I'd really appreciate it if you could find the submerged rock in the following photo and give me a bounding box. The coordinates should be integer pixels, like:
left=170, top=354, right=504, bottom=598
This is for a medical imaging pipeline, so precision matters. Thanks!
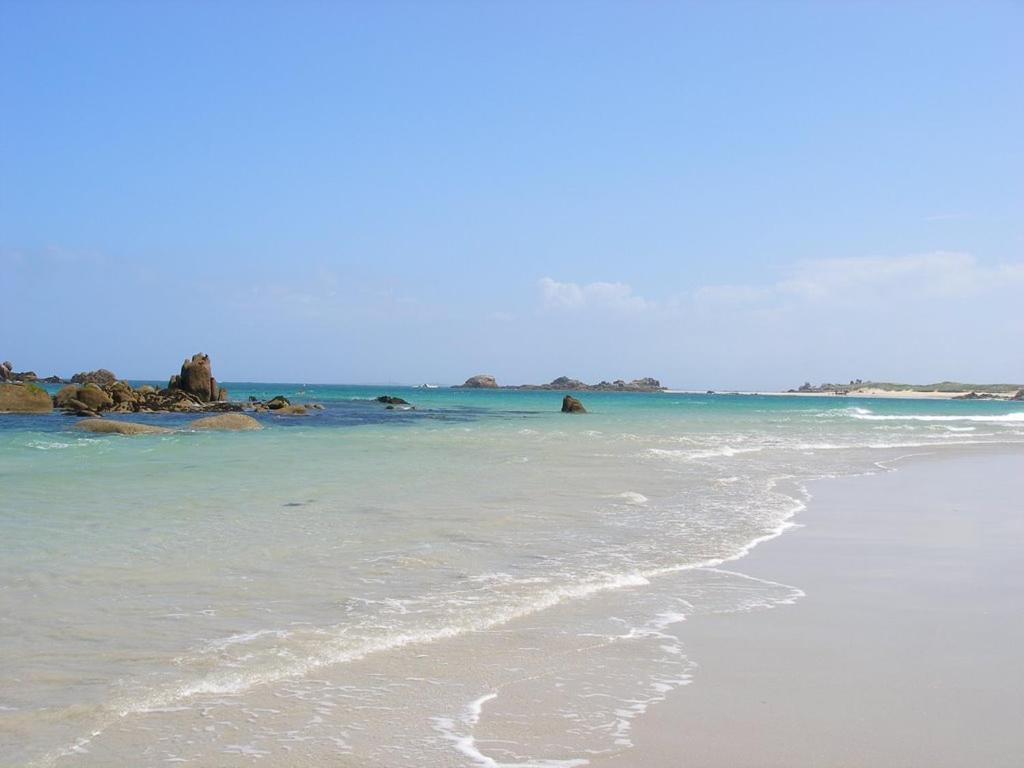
left=273, top=404, right=309, bottom=415
left=188, top=413, right=263, bottom=431
left=376, top=395, right=410, bottom=405
left=74, top=419, right=173, bottom=435
left=0, top=382, right=54, bottom=413
left=561, top=395, right=587, bottom=413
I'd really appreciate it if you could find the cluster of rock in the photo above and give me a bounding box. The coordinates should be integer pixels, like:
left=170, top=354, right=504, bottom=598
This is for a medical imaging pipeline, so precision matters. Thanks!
left=53, top=380, right=242, bottom=418
left=52, top=353, right=247, bottom=417
left=973, top=389, right=1024, bottom=401
left=0, top=360, right=63, bottom=384
left=0, top=352, right=325, bottom=420
left=71, top=369, right=116, bottom=386
left=454, top=375, right=664, bottom=392
left=248, top=395, right=323, bottom=416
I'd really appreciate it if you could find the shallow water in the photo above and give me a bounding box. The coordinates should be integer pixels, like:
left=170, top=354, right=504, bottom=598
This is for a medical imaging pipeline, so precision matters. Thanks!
left=2, top=387, right=1023, bottom=766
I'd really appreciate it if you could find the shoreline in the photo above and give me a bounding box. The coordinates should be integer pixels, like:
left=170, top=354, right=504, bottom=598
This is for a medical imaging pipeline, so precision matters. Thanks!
left=597, top=445, right=1024, bottom=767
left=667, top=389, right=1023, bottom=400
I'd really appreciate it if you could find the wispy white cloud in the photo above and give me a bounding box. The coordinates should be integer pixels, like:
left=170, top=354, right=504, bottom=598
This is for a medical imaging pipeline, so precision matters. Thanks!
left=696, top=252, right=1024, bottom=306
left=538, top=277, right=650, bottom=312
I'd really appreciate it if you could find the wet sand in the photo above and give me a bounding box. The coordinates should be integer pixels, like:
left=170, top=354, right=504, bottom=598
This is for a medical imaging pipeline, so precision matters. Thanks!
left=599, top=449, right=1024, bottom=767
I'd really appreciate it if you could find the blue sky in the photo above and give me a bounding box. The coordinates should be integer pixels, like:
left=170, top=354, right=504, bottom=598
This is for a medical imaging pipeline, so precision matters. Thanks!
left=2, top=1, right=1022, bottom=387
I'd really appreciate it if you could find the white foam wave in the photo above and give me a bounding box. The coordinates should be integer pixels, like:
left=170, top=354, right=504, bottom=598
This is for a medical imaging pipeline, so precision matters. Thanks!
left=434, top=693, right=588, bottom=768
left=616, top=491, right=649, bottom=505
left=849, top=410, right=1024, bottom=424
left=648, top=446, right=764, bottom=460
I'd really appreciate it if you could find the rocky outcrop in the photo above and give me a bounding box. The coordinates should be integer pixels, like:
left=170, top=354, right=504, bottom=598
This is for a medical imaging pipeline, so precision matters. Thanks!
left=188, top=414, right=262, bottom=431
left=75, top=383, right=114, bottom=411
left=74, top=419, right=174, bottom=435
left=1, top=361, right=47, bottom=383
left=0, top=382, right=54, bottom=412
left=71, top=369, right=117, bottom=386
left=513, top=376, right=664, bottom=392
left=168, top=353, right=225, bottom=402
left=1013, top=389, right=1024, bottom=401
left=457, top=375, right=498, bottom=389
left=550, top=376, right=586, bottom=389
left=266, top=395, right=290, bottom=409
left=561, top=395, right=586, bottom=413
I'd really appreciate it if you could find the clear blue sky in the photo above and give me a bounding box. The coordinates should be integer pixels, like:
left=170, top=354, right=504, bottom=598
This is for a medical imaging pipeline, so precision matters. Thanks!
left=2, top=1, right=1022, bottom=387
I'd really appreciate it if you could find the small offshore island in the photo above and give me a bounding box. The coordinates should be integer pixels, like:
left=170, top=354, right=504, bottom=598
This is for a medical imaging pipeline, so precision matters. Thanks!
left=455, top=374, right=666, bottom=392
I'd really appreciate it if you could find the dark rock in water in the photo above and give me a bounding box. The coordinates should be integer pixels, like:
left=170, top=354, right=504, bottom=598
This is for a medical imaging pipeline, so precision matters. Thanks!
left=561, top=395, right=586, bottom=413
left=71, top=368, right=117, bottom=386
left=273, top=404, right=309, bottom=415
left=39, top=375, right=66, bottom=384
left=267, top=395, right=291, bottom=409
left=376, top=395, right=410, bottom=405
left=0, top=382, right=54, bottom=413
left=954, top=391, right=999, bottom=400
left=457, top=374, right=498, bottom=388
left=1012, top=389, right=1024, bottom=401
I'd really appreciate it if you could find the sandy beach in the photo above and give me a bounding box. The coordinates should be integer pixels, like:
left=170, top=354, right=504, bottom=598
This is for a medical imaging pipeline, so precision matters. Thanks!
left=599, top=447, right=1024, bottom=768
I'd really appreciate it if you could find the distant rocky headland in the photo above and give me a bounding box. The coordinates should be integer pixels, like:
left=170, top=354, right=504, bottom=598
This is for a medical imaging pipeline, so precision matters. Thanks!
left=455, top=374, right=665, bottom=392
left=789, top=379, right=1024, bottom=400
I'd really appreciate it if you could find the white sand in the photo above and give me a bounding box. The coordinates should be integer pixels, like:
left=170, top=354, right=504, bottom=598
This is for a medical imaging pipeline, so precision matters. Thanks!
left=598, top=448, right=1024, bottom=767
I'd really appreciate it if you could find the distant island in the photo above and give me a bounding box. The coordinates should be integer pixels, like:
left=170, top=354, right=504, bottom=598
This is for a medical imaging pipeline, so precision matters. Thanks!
left=789, top=380, right=1024, bottom=400
left=455, top=375, right=666, bottom=392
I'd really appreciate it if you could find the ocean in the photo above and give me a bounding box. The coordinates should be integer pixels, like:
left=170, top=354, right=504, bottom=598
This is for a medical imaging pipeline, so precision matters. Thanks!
left=2, top=386, right=1023, bottom=766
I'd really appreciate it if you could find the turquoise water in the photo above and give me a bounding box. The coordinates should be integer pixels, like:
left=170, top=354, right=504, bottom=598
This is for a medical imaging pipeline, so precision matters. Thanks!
left=2, top=388, right=1023, bottom=766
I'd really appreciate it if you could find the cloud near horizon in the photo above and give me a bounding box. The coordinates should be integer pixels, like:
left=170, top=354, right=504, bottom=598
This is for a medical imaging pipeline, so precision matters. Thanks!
left=538, top=277, right=650, bottom=312
left=696, top=251, right=1024, bottom=306
left=541, top=252, right=1024, bottom=316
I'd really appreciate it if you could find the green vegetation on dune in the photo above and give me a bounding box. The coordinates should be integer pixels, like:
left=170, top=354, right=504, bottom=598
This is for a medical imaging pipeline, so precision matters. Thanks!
left=795, top=380, right=1023, bottom=394
left=856, top=381, right=1022, bottom=393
